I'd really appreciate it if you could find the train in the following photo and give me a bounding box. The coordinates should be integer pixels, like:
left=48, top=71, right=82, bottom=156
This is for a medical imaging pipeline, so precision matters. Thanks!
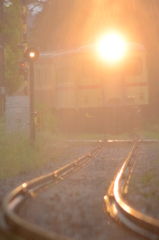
left=33, top=41, right=149, bottom=133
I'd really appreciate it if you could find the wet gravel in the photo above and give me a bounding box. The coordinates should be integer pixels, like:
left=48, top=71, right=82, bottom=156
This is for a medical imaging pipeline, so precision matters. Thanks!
left=125, top=141, right=159, bottom=219
left=17, top=142, right=144, bottom=240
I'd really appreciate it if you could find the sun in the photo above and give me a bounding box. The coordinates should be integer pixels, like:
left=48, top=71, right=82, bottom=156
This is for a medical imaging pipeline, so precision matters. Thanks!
left=97, top=33, right=127, bottom=62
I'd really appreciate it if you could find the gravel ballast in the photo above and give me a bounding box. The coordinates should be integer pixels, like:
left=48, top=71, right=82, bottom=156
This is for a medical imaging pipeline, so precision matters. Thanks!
left=17, top=142, right=143, bottom=240
left=2, top=140, right=158, bottom=240
left=125, top=141, right=159, bottom=220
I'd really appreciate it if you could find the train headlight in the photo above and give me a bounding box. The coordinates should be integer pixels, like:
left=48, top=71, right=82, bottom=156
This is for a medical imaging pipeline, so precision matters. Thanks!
left=97, top=33, right=127, bottom=62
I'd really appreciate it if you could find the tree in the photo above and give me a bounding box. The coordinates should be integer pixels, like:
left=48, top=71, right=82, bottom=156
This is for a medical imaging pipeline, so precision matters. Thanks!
left=29, top=0, right=159, bottom=50
left=0, top=0, right=22, bottom=95
left=0, top=0, right=48, bottom=95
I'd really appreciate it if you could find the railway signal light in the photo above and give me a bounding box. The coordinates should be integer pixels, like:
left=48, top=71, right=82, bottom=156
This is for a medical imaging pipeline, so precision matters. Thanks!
left=17, top=59, right=28, bottom=79
left=24, top=47, right=39, bottom=62
left=17, top=60, right=25, bottom=75
left=24, top=47, right=39, bottom=145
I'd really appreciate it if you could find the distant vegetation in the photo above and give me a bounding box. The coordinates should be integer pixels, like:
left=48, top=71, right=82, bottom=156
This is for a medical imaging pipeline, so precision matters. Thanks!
left=35, top=101, right=59, bottom=132
left=30, top=1, right=158, bottom=50
left=1, top=0, right=22, bottom=94
left=0, top=115, right=105, bottom=179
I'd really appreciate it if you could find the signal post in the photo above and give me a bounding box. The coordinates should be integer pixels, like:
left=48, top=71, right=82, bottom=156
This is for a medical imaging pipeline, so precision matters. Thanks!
left=24, top=47, right=39, bottom=145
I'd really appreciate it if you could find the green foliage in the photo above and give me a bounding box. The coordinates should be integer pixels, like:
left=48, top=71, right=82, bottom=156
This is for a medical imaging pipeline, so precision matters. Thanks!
left=30, top=0, right=159, bottom=50
left=0, top=117, right=59, bottom=179
left=2, top=0, right=22, bottom=94
left=4, top=1, right=21, bottom=47
left=137, top=122, right=159, bottom=139
left=137, top=130, right=159, bottom=139
left=55, top=132, right=105, bottom=141
left=139, top=172, right=156, bottom=185
left=0, top=118, right=35, bottom=178
left=0, top=134, right=36, bottom=178
left=0, top=116, right=105, bottom=179
left=5, top=44, right=21, bottom=93
left=35, top=100, right=59, bottom=132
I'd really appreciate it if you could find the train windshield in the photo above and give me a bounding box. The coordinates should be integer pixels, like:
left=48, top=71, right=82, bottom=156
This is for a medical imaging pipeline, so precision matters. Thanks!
left=83, top=60, right=100, bottom=78
left=105, top=67, right=120, bottom=77
left=124, top=57, right=142, bottom=76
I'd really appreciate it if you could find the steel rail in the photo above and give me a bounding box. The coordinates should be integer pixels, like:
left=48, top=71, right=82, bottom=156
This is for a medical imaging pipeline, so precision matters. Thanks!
left=0, top=140, right=106, bottom=240
left=105, top=140, right=159, bottom=239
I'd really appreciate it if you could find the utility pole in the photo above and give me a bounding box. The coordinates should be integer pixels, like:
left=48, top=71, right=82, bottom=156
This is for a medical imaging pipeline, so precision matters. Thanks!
left=24, top=47, right=39, bottom=145
left=29, top=59, right=35, bottom=143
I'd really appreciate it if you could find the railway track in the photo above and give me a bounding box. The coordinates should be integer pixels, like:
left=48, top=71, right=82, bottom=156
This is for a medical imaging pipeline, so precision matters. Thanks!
left=105, top=139, right=159, bottom=240
left=1, top=139, right=159, bottom=239
left=0, top=140, right=106, bottom=240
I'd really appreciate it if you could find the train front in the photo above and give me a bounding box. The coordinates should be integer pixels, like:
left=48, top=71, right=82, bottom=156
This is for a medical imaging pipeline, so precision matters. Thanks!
left=76, top=33, right=148, bottom=133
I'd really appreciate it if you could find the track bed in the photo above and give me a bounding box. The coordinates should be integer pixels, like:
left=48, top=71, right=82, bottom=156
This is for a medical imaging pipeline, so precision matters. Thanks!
left=17, top=142, right=142, bottom=240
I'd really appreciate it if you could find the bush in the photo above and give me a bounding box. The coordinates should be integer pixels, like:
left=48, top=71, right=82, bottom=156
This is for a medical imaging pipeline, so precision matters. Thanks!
left=35, top=101, right=59, bottom=133
left=0, top=116, right=60, bottom=179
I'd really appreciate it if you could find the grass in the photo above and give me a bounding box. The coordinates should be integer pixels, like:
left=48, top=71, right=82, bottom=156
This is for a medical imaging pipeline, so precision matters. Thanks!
left=0, top=126, right=138, bottom=179
left=2, top=121, right=131, bottom=179
left=54, top=132, right=106, bottom=141
left=107, top=132, right=129, bottom=140
left=137, top=130, right=159, bottom=139
left=139, top=172, right=156, bottom=185
left=0, top=119, right=106, bottom=179
left=137, top=122, right=159, bottom=139
left=0, top=101, right=62, bottom=179
left=64, top=125, right=159, bottom=141
left=0, top=131, right=49, bottom=179
left=1, top=110, right=159, bottom=180
left=54, top=131, right=131, bottom=141
left=0, top=115, right=64, bottom=179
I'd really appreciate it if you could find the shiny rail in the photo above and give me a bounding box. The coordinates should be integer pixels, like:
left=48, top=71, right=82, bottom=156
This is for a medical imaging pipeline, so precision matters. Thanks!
left=0, top=140, right=106, bottom=240
left=104, top=139, right=159, bottom=240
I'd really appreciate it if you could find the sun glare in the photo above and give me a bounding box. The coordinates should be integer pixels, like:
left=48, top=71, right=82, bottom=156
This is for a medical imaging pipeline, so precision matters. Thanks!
left=97, top=33, right=127, bottom=62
